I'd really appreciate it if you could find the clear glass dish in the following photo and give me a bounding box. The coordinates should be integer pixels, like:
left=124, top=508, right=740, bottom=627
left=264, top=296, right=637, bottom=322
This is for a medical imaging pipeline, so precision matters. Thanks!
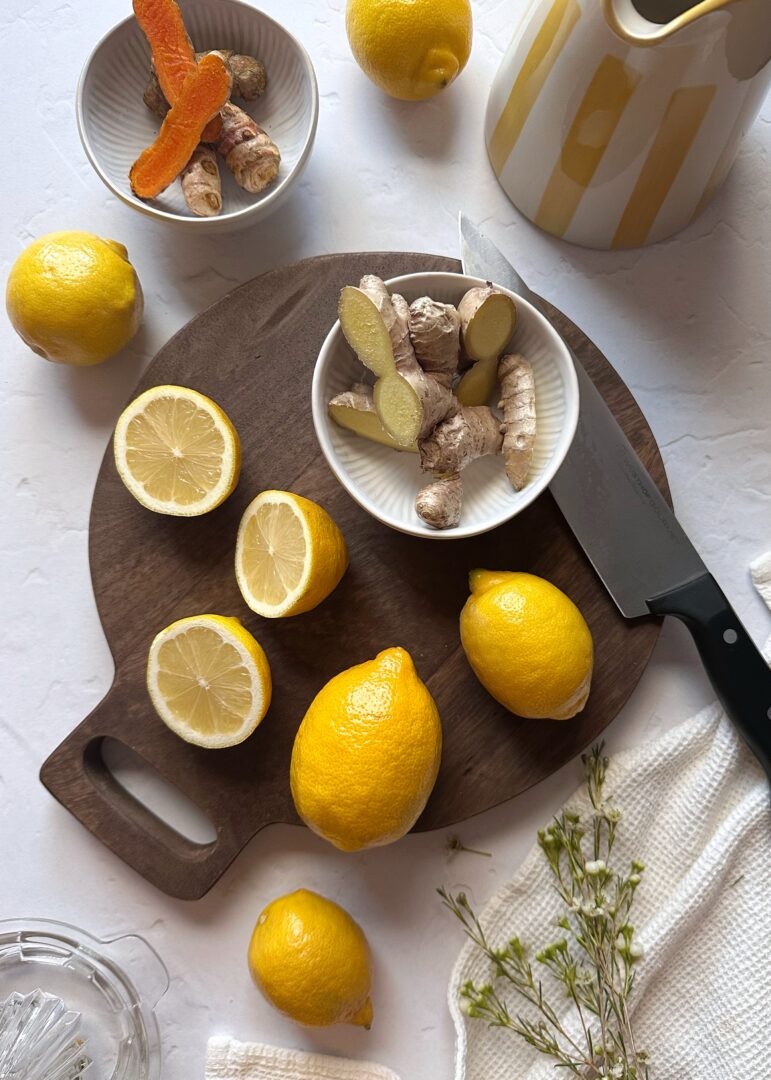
left=0, top=919, right=168, bottom=1080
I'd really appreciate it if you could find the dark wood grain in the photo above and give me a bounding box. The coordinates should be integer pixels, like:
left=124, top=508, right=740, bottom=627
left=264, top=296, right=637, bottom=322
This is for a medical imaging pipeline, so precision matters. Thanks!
left=39, top=253, right=669, bottom=900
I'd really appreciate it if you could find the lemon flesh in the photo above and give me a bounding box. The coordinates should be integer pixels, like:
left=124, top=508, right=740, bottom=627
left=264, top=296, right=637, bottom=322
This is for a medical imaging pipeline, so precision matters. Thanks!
left=346, top=0, right=473, bottom=101
left=235, top=491, right=348, bottom=618
left=248, top=889, right=373, bottom=1028
left=460, top=570, right=594, bottom=720
left=6, top=231, right=143, bottom=365
left=147, top=615, right=271, bottom=748
left=113, top=385, right=241, bottom=516
left=290, top=647, right=442, bottom=851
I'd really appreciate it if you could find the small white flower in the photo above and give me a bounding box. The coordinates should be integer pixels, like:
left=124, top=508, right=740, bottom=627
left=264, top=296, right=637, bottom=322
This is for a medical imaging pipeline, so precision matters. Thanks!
left=616, top=934, right=626, bottom=952
left=629, top=940, right=644, bottom=958
left=585, top=859, right=606, bottom=876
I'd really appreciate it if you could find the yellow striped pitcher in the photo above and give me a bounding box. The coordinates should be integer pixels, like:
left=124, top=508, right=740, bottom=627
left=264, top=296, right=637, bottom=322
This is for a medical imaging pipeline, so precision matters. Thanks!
left=486, top=0, right=771, bottom=247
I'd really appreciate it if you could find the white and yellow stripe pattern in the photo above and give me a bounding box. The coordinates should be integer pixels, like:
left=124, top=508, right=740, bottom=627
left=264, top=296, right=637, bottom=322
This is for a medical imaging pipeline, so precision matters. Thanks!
left=485, top=0, right=771, bottom=248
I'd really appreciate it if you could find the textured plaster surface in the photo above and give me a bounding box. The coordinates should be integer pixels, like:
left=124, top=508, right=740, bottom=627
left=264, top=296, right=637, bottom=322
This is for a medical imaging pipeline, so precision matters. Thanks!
left=1, top=1, right=769, bottom=1077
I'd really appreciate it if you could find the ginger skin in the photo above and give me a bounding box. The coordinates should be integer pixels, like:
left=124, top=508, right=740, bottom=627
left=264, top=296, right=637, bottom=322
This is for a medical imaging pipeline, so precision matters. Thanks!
left=415, top=475, right=463, bottom=530
left=499, top=353, right=536, bottom=490
left=144, top=51, right=267, bottom=116
left=180, top=144, right=222, bottom=216
left=408, top=297, right=461, bottom=389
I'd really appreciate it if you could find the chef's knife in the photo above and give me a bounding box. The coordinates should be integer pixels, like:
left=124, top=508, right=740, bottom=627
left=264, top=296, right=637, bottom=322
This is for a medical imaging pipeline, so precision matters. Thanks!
left=459, top=213, right=771, bottom=777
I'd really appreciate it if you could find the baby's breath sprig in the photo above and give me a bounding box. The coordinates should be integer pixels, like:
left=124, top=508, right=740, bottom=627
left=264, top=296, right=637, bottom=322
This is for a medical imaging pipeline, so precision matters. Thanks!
left=439, top=744, right=649, bottom=1079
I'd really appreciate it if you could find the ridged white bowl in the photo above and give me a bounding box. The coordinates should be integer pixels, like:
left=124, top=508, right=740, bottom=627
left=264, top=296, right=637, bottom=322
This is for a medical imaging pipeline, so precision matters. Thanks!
left=312, top=272, right=579, bottom=540
left=77, top=0, right=318, bottom=231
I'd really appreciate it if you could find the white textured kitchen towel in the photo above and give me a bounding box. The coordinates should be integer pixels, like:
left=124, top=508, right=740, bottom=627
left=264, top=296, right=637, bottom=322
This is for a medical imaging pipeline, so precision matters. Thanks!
left=205, top=1037, right=401, bottom=1080
left=449, top=559, right=771, bottom=1080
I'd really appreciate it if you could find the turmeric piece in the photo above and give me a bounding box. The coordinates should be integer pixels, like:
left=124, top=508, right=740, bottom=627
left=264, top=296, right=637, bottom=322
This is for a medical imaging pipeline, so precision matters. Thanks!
left=180, top=145, right=222, bottom=216
left=130, top=54, right=232, bottom=199
left=144, top=51, right=267, bottom=117
left=133, top=0, right=222, bottom=142
left=217, top=103, right=281, bottom=193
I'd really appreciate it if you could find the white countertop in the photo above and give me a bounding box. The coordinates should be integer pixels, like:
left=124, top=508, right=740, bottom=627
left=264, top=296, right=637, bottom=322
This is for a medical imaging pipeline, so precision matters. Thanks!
left=2, top=1, right=770, bottom=1077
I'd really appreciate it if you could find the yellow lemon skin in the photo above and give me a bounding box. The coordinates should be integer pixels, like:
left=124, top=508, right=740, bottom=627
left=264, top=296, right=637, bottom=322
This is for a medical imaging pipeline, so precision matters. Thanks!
left=346, top=0, right=473, bottom=101
left=6, top=231, right=143, bottom=366
left=248, top=889, right=373, bottom=1028
left=460, top=570, right=594, bottom=720
left=290, top=647, right=441, bottom=851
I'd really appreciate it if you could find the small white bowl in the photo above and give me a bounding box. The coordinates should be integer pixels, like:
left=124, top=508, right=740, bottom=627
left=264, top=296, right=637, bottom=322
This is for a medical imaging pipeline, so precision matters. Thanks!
left=77, top=0, right=318, bottom=232
left=312, top=272, right=579, bottom=540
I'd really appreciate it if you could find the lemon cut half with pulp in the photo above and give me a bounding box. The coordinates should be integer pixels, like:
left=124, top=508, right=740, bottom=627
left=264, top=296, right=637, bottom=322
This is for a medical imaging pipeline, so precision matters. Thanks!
left=113, top=385, right=241, bottom=516
left=235, top=491, right=348, bottom=618
left=147, top=615, right=272, bottom=748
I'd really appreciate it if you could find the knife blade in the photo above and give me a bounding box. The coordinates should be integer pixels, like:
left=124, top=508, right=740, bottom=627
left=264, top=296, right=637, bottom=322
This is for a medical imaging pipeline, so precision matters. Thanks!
left=459, top=213, right=771, bottom=777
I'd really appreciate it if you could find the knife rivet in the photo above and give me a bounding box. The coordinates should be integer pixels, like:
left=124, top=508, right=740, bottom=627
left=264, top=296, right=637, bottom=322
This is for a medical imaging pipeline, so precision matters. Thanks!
left=722, top=628, right=738, bottom=645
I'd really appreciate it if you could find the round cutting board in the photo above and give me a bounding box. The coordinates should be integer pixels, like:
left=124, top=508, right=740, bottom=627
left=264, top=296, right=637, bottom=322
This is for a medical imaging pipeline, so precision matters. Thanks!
left=40, top=253, right=668, bottom=900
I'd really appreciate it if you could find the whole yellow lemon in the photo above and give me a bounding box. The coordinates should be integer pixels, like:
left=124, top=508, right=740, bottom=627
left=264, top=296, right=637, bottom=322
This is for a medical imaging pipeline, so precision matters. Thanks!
left=460, top=570, right=594, bottom=720
left=290, top=647, right=442, bottom=851
left=346, top=0, right=473, bottom=101
left=6, top=231, right=143, bottom=366
left=248, top=889, right=373, bottom=1028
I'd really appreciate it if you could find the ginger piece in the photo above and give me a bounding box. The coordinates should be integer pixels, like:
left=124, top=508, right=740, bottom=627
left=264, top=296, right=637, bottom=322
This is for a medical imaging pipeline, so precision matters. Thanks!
left=338, top=276, right=455, bottom=448
left=130, top=54, right=232, bottom=199
left=328, top=383, right=418, bottom=452
left=181, top=145, right=222, bottom=216
left=456, top=285, right=517, bottom=406
left=133, top=0, right=222, bottom=142
left=144, top=52, right=267, bottom=117
left=415, top=474, right=463, bottom=530
left=217, top=103, right=280, bottom=193
left=408, top=297, right=461, bottom=388
left=499, top=353, right=536, bottom=491
left=416, top=406, right=503, bottom=529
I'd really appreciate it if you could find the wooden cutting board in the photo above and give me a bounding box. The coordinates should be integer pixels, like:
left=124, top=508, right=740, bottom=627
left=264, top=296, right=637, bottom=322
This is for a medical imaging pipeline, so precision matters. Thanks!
left=40, top=252, right=669, bottom=900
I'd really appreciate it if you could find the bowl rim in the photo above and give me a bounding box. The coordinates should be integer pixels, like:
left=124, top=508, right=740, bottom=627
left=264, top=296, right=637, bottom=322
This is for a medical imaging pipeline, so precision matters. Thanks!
left=76, top=0, right=319, bottom=227
left=312, top=270, right=580, bottom=541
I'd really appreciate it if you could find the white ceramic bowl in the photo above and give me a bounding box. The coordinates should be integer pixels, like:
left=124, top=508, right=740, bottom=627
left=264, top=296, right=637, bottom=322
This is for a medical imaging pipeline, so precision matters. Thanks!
left=312, top=272, right=579, bottom=540
left=77, top=0, right=318, bottom=231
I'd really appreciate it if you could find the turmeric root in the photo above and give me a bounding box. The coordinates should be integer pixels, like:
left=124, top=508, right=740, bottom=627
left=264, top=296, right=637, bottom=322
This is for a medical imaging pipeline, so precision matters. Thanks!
left=328, top=384, right=418, bottom=452
left=130, top=53, right=232, bottom=199
left=416, top=406, right=503, bottom=529
left=144, top=51, right=267, bottom=117
left=180, top=144, right=222, bottom=216
left=408, top=297, right=461, bottom=388
left=339, top=276, right=455, bottom=447
left=217, top=103, right=280, bottom=193
left=133, top=0, right=222, bottom=142
left=499, top=353, right=536, bottom=490
left=456, top=285, right=517, bottom=406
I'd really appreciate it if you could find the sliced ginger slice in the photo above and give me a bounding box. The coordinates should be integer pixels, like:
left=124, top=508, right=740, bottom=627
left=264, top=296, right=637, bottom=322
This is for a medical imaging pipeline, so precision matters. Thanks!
left=113, top=384, right=241, bottom=516
left=147, top=614, right=271, bottom=748
left=235, top=490, right=348, bottom=618
left=456, top=286, right=517, bottom=405
left=328, top=383, right=418, bottom=452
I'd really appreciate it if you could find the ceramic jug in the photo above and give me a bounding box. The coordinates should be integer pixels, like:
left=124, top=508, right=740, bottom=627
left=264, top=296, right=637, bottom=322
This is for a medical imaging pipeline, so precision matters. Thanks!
left=485, top=0, right=771, bottom=248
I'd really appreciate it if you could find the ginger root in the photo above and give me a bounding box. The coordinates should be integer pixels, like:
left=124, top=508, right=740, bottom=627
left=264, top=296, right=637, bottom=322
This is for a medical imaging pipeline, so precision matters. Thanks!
left=338, top=276, right=455, bottom=448
left=217, top=102, right=281, bottom=194
left=408, top=297, right=461, bottom=388
left=133, top=0, right=222, bottom=143
left=130, top=53, right=232, bottom=199
left=180, top=144, right=222, bottom=216
left=144, top=51, right=267, bottom=117
left=416, top=406, right=503, bottom=528
left=328, top=383, right=417, bottom=452
left=456, top=285, right=517, bottom=406
left=499, top=353, right=536, bottom=491
left=415, top=475, right=463, bottom=530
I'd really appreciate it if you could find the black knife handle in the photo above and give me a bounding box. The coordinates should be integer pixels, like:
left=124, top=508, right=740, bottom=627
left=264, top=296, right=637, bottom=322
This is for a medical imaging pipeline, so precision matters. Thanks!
left=648, top=572, right=771, bottom=778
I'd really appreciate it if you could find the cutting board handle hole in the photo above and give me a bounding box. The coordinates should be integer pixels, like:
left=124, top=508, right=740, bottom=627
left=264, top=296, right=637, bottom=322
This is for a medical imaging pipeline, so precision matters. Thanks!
left=87, top=737, right=219, bottom=848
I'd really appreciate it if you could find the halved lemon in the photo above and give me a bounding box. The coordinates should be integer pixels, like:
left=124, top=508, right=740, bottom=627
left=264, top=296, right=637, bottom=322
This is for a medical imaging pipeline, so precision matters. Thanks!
left=235, top=491, right=348, bottom=618
left=147, top=614, right=271, bottom=748
left=113, top=385, right=240, bottom=516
